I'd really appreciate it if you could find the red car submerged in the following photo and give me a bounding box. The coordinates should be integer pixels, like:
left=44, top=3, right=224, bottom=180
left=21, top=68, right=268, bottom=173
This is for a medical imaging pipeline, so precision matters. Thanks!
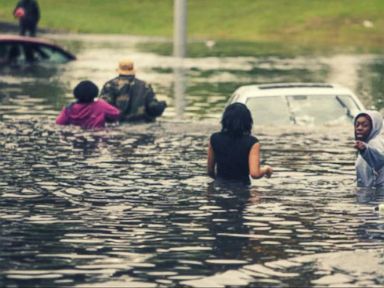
left=0, top=34, right=76, bottom=65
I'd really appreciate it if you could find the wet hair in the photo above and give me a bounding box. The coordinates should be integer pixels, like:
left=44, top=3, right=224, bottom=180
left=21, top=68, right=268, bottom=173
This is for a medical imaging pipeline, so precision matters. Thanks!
left=73, top=80, right=99, bottom=103
left=221, top=103, right=253, bottom=137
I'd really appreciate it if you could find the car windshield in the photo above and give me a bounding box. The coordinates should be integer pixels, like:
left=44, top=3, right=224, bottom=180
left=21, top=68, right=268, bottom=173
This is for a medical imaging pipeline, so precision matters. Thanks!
left=246, top=96, right=292, bottom=125
left=245, top=94, right=361, bottom=126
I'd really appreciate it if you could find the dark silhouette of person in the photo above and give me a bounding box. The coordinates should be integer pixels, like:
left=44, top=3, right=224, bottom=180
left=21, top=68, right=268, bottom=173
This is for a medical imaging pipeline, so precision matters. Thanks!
left=208, top=103, right=273, bottom=185
left=7, top=45, right=21, bottom=64
left=24, top=45, right=36, bottom=62
left=13, top=0, right=40, bottom=37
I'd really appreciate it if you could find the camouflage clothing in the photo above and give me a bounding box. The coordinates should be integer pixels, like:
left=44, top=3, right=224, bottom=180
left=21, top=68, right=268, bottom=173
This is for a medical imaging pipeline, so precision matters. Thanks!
left=100, top=75, right=166, bottom=122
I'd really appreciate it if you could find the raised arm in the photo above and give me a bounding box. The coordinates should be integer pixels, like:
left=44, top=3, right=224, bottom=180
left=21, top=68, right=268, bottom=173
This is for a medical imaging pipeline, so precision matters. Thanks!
left=101, top=100, right=120, bottom=122
left=358, top=142, right=384, bottom=171
left=249, top=143, right=273, bottom=179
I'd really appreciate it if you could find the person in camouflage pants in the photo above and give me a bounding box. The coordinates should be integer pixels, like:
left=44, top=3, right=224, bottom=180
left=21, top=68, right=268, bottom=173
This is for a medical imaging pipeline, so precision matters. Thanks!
left=100, top=59, right=167, bottom=122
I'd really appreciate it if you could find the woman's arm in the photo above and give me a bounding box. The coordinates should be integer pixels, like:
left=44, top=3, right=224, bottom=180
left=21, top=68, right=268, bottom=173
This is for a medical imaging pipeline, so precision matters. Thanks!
left=249, top=143, right=272, bottom=179
left=207, top=143, right=216, bottom=179
left=100, top=100, right=120, bottom=122
left=55, top=107, right=69, bottom=125
left=358, top=143, right=384, bottom=171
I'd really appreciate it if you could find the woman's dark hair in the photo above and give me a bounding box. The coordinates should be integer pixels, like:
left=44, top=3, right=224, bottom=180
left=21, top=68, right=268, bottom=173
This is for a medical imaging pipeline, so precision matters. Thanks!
left=73, top=80, right=99, bottom=103
left=221, top=103, right=253, bottom=137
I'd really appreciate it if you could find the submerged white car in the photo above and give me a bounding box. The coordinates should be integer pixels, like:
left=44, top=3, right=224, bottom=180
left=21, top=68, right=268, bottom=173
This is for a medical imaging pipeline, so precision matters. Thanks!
left=228, top=83, right=365, bottom=126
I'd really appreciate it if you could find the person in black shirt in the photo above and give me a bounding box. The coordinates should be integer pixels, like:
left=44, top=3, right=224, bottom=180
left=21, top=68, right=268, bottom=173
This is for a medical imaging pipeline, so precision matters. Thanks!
left=207, top=103, right=272, bottom=184
left=13, top=0, right=40, bottom=37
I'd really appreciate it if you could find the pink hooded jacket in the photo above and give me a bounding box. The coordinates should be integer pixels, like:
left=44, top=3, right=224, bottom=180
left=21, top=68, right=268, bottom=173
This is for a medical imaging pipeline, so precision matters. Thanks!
left=56, top=99, right=120, bottom=129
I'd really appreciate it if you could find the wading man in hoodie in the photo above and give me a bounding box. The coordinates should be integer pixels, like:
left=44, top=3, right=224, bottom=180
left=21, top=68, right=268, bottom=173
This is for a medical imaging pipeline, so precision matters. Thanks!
left=56, top=80, right=120, bottom=130
left=13, top=0, right=40, bottom=36
left=354, top=110, right=384, bottom=188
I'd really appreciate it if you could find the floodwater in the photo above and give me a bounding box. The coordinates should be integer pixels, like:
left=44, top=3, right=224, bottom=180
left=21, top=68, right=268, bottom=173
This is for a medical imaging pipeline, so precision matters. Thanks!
left=1, top=34, right=384, bottom=287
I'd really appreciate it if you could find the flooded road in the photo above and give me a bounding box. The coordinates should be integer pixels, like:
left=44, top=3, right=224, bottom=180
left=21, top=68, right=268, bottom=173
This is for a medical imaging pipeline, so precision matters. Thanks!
left=1, top=34, right=384, bottom=287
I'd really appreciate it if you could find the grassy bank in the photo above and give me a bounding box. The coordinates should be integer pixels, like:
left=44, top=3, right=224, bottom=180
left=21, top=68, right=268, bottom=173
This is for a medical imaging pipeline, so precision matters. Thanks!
left=1, top=0, right=384, bottom=55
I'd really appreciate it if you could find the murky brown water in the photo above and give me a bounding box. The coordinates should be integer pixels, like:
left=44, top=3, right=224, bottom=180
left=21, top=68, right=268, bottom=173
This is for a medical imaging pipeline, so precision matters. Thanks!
left=1, top=34, right=384, bottom=287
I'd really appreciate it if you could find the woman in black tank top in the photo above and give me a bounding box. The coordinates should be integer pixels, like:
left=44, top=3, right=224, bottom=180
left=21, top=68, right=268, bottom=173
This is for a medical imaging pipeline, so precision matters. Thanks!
left=207, top=103, right=273, bottom=184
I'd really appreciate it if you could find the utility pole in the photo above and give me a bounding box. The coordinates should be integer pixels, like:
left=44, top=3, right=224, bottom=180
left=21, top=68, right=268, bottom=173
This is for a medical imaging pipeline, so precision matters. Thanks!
left=173, top=0, right=187, bottom=58
left=173, top=0, right=187, bottom=119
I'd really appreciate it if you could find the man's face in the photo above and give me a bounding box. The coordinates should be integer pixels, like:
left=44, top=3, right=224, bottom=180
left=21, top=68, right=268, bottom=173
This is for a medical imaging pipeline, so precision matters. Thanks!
left=355, top=115, right=372, bottom=141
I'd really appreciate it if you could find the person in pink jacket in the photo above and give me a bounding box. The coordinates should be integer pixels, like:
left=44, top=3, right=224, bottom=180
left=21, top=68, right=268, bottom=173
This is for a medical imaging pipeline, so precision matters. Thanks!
left=56, top=80, right=120, bottom=129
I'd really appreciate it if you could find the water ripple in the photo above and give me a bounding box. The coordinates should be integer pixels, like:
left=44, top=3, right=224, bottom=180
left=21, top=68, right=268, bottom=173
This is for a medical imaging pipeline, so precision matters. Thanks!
left=0, top=118, right=383, bottom=287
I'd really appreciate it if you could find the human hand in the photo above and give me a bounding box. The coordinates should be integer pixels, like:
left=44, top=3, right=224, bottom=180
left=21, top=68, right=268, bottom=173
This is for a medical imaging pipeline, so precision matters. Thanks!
left=264, top=165, right=273, bottom=178
left=354, top=140, right=366, bottom=151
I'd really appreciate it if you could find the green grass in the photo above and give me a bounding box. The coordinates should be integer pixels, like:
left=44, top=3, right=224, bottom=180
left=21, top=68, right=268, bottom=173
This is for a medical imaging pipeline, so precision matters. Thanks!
left=1, top=0, right=384, bottom=54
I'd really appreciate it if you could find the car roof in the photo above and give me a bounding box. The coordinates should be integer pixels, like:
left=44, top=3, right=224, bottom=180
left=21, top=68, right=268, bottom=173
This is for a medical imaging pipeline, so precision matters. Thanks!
left=233, top=82, right=356, bottom=98
left=0, top=35, right=56, bottom=46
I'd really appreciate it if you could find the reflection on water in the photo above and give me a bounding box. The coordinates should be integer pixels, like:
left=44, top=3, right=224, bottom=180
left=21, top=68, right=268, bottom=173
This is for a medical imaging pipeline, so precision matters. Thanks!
left=1, top=34, right=384, bottom=287
left=1, top=120, right=383, bottom=287
left=173, top=61, right=187, bottom=119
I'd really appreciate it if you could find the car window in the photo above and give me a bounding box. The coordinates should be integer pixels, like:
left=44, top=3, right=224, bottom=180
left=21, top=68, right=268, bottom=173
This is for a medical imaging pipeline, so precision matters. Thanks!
left=23, top=44, right=43, bottom=62
left=0, top=42, right=73, bottom=65
left=21, top=44, right=71, bottom=63
left=36, top=45, right=72, bottom=63
left=0, top=43, right=24, bottom=64
left=0, top=44, right=8, bottom=63
left=336, top=94, right=362, bottom=116
left=287, top=94, right=357, bottom=125
left=245, top=96, right=292, bottom=125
